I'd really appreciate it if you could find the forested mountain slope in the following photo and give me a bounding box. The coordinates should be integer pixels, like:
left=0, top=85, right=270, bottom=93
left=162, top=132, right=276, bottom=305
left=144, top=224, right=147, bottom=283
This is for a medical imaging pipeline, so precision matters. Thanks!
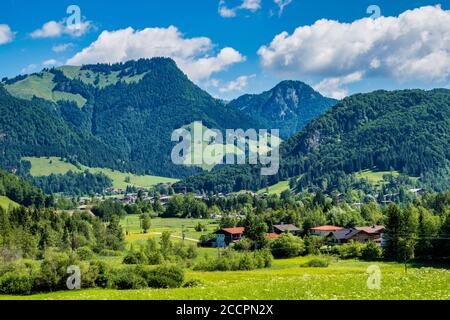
left=0, top=58, right=262, bottom=178
left=179, top=89, right=450, bottom=193
left=228, top=80, right=336, bottom=139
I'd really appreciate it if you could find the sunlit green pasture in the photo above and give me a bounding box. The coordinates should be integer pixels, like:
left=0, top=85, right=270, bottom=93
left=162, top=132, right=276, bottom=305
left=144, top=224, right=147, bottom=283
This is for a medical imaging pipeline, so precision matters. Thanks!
left=2, top=257, right=449, bottom=300
left=22, top=157, right=178, bottom=188
left=121, top=215, right=219, bottom=241
left=0, top=196, right=19, bottom=211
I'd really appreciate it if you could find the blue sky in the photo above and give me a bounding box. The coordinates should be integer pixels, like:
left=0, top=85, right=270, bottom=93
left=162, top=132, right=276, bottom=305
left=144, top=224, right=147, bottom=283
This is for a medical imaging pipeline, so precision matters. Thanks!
left=0, top=0, right=449, bottom=99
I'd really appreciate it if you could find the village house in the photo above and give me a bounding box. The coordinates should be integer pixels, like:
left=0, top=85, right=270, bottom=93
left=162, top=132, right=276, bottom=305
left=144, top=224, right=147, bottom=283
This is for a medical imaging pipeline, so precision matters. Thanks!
left=214, top=227, right=245, bottom=245
left=273, top=224, right=301, bottom=236
left=211, top=227, right=281, bottom=247
left=326, top=226, right=385, bottom=245
left=310, top=225, right=344, bottom=237
left=409, top=188, right=425, bottom=197
left=265, top=233, right=280, bottom=240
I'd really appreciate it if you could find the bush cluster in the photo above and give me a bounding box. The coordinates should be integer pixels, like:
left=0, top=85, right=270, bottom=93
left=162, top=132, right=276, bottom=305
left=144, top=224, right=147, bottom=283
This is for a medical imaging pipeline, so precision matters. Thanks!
left=193, top=249, right=272, bottom=271
left=300, top=257, right=330, bottom=268
left=122, top=236, right=198, bottom=266
left=0, top=250, right=185, bottom=295
left=338, top=241, right=382, bottom=260
left=270, top=233, right=306, bottom=258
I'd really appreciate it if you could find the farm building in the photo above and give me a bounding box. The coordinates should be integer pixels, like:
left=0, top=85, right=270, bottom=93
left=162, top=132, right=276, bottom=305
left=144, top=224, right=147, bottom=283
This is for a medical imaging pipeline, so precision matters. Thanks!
left=326, top=226, right=385, bottom=245
left=310, top=225, right=344, bottom=236
left=211, top=228, right=281, bottom=246
left=214, top=227, right=245, bottom=245
left=273, top=224, right=301, bottom=236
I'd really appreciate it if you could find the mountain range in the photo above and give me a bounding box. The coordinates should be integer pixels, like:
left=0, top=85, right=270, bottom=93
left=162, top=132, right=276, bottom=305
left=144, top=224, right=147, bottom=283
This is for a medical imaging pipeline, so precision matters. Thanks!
left=0, top=58, right=334, bottom=179
left=228, top=80, right=336, bottom=139
left=180, top=89, right=450, bottom=193
left=1, top=57, right=449, bottom=195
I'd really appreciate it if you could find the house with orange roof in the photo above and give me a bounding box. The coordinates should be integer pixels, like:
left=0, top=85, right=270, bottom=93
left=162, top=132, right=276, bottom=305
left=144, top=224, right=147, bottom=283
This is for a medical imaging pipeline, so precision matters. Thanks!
left=310, top=225, right=344, bottom=236
left=215, top=227, right=245, bottom=245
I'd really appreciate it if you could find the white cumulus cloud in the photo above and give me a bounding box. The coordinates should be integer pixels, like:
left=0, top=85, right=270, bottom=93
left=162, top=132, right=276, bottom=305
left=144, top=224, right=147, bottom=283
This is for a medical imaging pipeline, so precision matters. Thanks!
left=21, top=64, right=38, bottom=74
left=259, top=5, right=450, bottom=87
left=43, top=59, right=62, bottom=67
left=52, top=43, right=74, bottom=53
left=314, top=72, right=364, bottom=99
left=66, top=26, right=245, bottom=82
left=30, top=20, right=91, bottom=38
left=0, top=24, right=15, bottom=45
left=274, top=0, right=293, bottom=16
left=219, top=74, right=256, bottom=93
left=218, top=0, right=261, bottom=18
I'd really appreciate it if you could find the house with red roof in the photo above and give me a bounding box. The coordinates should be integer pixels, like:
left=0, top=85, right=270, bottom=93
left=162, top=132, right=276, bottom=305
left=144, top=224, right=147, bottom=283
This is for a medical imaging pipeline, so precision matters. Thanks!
left=213, top=227, right=282, bottom=246
left=215, top=227, right=245, bottom=245
left=316, top=226, right=385, bottom=245
left=265, top=233, right=281, bottom=239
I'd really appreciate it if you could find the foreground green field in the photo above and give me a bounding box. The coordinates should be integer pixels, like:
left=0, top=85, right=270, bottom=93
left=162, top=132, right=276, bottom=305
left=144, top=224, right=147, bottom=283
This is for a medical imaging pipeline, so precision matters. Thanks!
left=121, top=216, right=219, bottom=241
left=1, top=217, right=448, bottom=300
left=22, top=157, right=178, bottom=188
left=1, top=257, right=449, bottom=300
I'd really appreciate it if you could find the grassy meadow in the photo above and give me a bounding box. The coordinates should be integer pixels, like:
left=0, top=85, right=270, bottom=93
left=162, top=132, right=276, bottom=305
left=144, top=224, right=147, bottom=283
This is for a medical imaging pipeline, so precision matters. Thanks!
left=121, top=215, right=219, bottom=241
left=0, top=216, right=449, bottom=300
left=1, top=256, right=449, bottom=300
left=0, top=196, right=19, bottom=211
left=22, top=157, right=178, bottom=188
left=257, top=180, right=291, bottom=195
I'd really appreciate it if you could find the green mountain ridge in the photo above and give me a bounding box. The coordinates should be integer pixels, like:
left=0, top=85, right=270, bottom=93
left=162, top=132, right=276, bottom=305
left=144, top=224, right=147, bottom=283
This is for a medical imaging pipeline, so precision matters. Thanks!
left=179, top=89, right=450, bottom=193
left=0, top=58, right=335, bottom=184
left=228, top=80, right=337, bottom=139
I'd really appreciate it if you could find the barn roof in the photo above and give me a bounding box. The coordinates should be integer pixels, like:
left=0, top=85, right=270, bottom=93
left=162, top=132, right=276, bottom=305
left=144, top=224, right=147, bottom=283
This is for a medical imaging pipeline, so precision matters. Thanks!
left=218, top=227, right=245, bottom=235
left=331, top=229, right=361, bottom=240
left=354, top=226, right=385, bottom=234
left=274, top=224, right=300, bottom=232
left=310, top=225, right=344, bottom=232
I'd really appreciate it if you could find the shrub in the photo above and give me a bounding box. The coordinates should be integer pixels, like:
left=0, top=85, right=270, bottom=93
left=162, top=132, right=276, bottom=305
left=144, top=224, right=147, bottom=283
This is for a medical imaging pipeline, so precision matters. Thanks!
left=98, top=249, right=122, bottom=257
left=0, top=259, right=39, bottom=277
left=78, top=261, right=100, bottom=289
left=233, top=237, right=253, bottom=251
left=339, top=241, right=363, bottom=259
left=122, top=251, right=147, bottom=265
left=193, top=250, right=272, bottom=271
left=194, top=222, right=206, bottom=232
left=301, top=257, right=330, bottom=268
left=304, top=235, right=325, bottom=255
left=173, top=242, right=198, bottom=260
left=238, top=253, right=257, bottom=270
left=183, top=279, right=204, bottom=288
left=361, top=241, right=382, bottom=260
left=146, top=264, right=185, bottom=288
left=254, top=249, right=273, bottom=268
left=76, top=246, right=95, bottom=261
left=36, top=250, right=78, bottom=292
left=111, top=268, right=147, bottom=290
left=146, top=251, right=164, bottom=265
left=270, top=233, right=305, bottom=258
left=0, top=272, right=34, bottom=295
left=89, top=260, right=111, bottom=288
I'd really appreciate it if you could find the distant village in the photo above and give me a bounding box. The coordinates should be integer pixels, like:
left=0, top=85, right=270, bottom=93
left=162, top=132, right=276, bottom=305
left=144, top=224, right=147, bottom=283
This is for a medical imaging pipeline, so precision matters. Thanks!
left=59, top=182, right=424, bottom=251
